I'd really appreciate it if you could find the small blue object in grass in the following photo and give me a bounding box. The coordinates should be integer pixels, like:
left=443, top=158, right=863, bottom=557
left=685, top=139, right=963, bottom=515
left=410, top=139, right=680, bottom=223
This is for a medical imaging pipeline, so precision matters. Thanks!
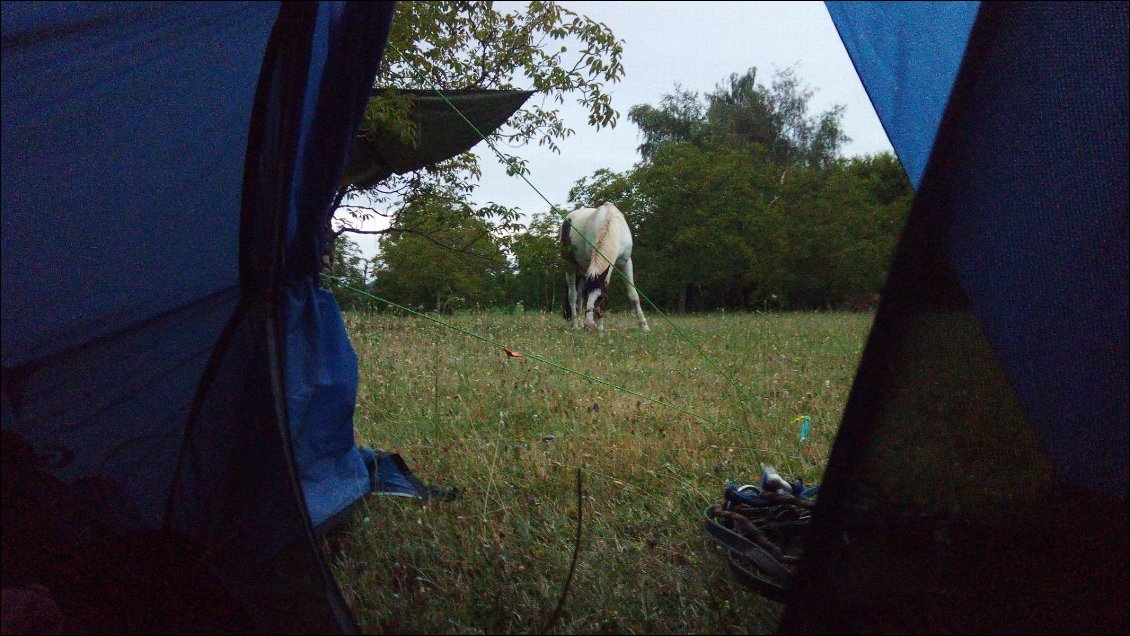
left=795, top=415, right=811, bottom=441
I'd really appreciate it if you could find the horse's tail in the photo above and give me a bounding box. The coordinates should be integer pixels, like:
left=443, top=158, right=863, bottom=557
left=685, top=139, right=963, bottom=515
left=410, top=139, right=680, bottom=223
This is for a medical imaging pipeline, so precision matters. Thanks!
left=586, top=203, right=618, bottom=279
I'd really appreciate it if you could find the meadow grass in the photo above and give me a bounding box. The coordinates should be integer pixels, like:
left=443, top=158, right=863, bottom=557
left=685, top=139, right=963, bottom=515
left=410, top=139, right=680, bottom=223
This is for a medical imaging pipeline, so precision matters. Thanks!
left=328, top=309, right=874, bottom=634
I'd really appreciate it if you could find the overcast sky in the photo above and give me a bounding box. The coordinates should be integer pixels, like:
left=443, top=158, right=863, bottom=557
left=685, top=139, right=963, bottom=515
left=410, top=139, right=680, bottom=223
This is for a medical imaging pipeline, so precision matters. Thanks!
left=349, top=1, right=894, bottom=261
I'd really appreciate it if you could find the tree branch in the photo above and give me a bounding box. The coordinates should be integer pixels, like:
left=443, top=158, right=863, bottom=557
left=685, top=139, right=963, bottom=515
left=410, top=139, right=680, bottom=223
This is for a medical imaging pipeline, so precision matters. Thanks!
left=338, top=225, right=507, bottom=265
left=471, top=20, right=499, bottom=88
left=338, top=204, right=392, bottom=217
left=331, top=185, right=352, bottom=212
left=369, top=181, right=413, bottom=196
left=336, top=227, right=392, bottom=236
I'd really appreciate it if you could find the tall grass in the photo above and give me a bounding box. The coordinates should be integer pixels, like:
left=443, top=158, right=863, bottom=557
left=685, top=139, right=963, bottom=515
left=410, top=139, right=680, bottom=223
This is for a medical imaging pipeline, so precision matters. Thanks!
left=328, top=310, right=873, bottom=634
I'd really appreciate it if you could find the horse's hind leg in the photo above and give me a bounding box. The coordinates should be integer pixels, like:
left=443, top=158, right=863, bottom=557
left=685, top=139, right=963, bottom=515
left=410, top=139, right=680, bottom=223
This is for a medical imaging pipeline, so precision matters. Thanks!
left=596, top=267, right=614, bottom=333
left=622, top=257, right=650, bottom=332
left=565, top=270, right=582, bottom=330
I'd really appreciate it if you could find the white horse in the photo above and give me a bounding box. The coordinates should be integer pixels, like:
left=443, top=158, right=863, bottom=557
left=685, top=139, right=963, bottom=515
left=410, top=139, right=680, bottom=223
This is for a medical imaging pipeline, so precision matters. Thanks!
left=560, top=202, right=650, bottom=332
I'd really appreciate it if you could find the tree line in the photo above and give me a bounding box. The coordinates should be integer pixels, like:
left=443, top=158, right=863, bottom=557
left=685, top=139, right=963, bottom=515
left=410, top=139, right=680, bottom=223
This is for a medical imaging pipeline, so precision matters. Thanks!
left=328, top=65, right=911, bottom=315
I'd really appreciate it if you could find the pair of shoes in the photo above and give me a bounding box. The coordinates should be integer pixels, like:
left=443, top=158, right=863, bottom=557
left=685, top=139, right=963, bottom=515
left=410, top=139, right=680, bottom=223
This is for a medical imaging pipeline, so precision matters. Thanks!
left=704, top=473, right=817, bottom=602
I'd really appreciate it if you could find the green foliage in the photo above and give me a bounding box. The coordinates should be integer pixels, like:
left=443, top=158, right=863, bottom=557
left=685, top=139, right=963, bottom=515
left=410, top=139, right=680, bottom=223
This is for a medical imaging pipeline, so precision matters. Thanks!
left=382, top=1, right=623, bottom=138
left=324, top=237, right=378, bottom=311
left=770, top=155, right=911, bottom=308
left=567, top=167, right=642, bottom=215
left=370, top=198, right=513, bottom=312
left=630, top=140, right=782, bottom=310
left=342, top=1, right=625, bottom=224
left=629, top=68, right=849, bottom=168
left=505, top=212, right=566, bottom=312
left=569, top=68, right=912, bottom=312
left=331, top=2, right=628, bottom=310
left=626, top=87, right=707, bottom=161
left=360, top=87, right=417, bottom=148
left=334, top=50, right=912, bottom=316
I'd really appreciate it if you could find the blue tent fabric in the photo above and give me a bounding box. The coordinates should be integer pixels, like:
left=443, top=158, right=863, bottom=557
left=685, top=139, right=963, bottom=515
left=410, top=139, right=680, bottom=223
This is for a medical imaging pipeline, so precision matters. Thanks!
left=939, top=1, right=1128, bottom=498
left=276, top=1, right=395, bottom=527
left=826, top=1, right=979, bottom=189
left=2, top=0, right=278, bottom=522
left=360, top=448, right=431, bottom=499
left=781, top=3, right=1128, bottom=632
left=1, top=2, right=278, bottom=367
left=286, top=280, right=370, bottom=527
left=1, top=0, right=390, bottom=533
left=3, top=287, right=241, bottom=529
left=829, top=0, right=1128, bottom=498
left=3, top=2, right=395, bottom=631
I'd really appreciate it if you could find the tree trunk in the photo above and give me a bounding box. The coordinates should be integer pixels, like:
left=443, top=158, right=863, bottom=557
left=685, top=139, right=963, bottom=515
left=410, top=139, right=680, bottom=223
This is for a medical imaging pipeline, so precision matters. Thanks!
left=677, top=286, right=688, bottom=315
left=321, top=186, right=350, bottom=281
left=322, top=222, right=338, bottom=279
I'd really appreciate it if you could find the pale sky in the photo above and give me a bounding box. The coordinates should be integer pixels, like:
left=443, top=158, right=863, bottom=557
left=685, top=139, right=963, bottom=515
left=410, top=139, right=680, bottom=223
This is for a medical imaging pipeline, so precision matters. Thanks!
left=347, top=1, right=894, bottom=261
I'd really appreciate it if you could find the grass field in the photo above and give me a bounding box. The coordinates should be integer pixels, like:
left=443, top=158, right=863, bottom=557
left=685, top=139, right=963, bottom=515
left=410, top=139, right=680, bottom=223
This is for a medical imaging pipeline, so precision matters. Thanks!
left=327, top=309, right=875, bottom=634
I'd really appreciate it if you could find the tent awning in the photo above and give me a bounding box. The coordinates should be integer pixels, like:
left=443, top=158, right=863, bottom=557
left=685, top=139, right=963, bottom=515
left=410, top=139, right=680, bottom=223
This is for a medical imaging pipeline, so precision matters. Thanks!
left=341, top=88, right=534, bottom=190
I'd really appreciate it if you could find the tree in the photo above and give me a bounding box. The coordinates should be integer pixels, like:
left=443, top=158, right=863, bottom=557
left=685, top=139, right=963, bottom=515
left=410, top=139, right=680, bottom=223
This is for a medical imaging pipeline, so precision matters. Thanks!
left=334, top=1, right=626, bottom=248
left=572, top=68, right=911, bottom=312
left=370, top=197, right=512, bottom=312
left=505, top=212, right=566, bottom=311
left=628, top=67, right=849, bottom=169
left=630, top=141, right=783, bottom=312
left=567, top=167, right=642, bottom=214
left=624, top=87, right=706, bottom=162
left=707, top=68, right=848, bottom=168
left=324, top=236, right=376, bottom=311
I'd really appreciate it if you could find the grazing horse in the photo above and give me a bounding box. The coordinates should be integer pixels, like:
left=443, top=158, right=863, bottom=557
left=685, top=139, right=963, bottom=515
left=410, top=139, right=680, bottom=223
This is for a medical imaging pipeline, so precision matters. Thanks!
left=560, top=202, right=650, bottom=332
